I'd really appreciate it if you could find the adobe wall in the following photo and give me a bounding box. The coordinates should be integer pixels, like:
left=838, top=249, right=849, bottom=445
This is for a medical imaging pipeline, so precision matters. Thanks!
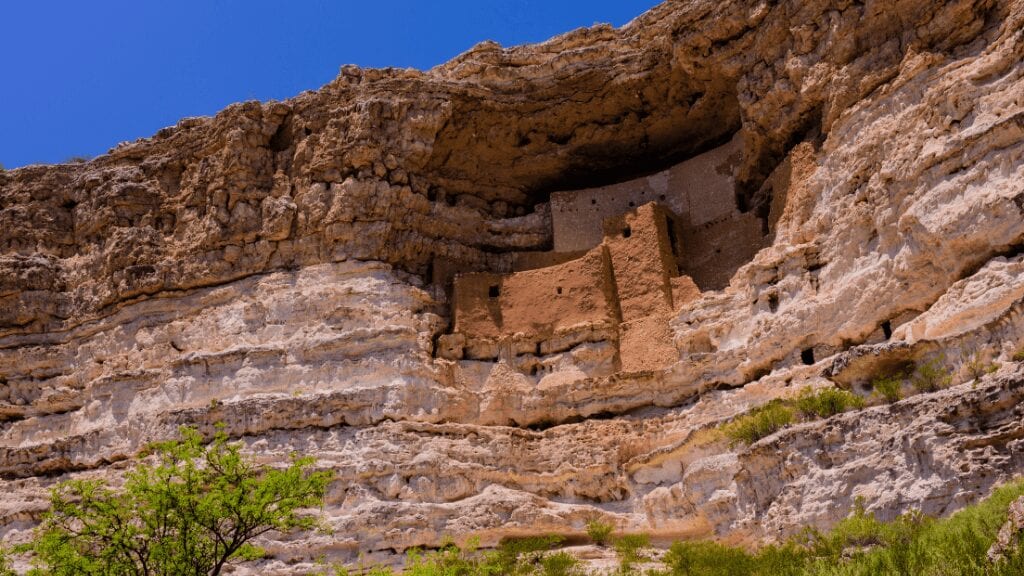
left=602, top=204, right=683, bottom=372
left=681, top=212, right=765, bottom=290
left=602, top=203, right=679, bottom=320
left=510, top=249, right=586, bottom=272
left=550, top=174, right=674, bottom=253
left=451, top=248, right=615, bottom=342
left=669, top=133, right=743, bottom=227
left=447, top=201, right=710, bottom=372
left=550, top=134, right=742, bottom=253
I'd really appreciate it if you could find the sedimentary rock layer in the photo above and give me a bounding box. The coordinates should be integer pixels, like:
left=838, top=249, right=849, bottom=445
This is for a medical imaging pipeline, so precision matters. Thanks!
left=2, top=0, right=1024, bottom=572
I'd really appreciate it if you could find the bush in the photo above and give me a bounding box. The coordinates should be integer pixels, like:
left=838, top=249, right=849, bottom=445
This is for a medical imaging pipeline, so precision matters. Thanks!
left=911, top=357, right=952, bottom=393
left=1012, top=349, right=1024, bottom=362
left=613, top=534, right=650, bottom=570
left=586, top=519, right=615, bottom=546
left=540, top=551, right=580, bottom=576
left=494, top=535, right=566, bottom=574
left=723, top=400, right=794, bottom=445
left=795, top=387, right=865, bottom=418
left=663, top=540, right=756, bottom=575
left=402, top=536, right=575, bottom=576
left=0, top=549, right=13, bottom=576
left=963, top=349, right=999, bottom=381
left=871, top=374, right=903, bottom=403
left=27, top=425, right=331, bottom=576
left=404, top=539, right=497, bottom=576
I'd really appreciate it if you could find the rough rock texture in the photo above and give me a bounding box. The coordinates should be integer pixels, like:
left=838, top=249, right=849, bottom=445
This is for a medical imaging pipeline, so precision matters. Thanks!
left=3, top=0, right=1024, bottom=572
left=988, top=495, right=1024, bottom=562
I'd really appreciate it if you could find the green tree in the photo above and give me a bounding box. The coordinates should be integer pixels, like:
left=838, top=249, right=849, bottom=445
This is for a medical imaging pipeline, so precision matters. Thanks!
left=29, top=426, right=331, bottom=576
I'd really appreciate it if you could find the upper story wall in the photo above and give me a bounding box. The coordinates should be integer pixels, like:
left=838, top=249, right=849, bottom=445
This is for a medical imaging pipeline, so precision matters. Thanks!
left=550, top=134, right=742, bottom=253
left=602, top=203, right=679, bottom=320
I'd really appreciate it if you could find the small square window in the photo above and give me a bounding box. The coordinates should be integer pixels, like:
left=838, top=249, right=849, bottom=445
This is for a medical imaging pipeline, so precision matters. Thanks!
left=488, top=285, right=500, bottom=298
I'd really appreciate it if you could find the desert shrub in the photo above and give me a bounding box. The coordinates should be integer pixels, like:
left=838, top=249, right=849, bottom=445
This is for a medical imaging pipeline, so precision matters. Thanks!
left=540, top=551, right=580, bottom=576
left=963, top=349, right=999, bottom=381
left=499, top=535, right=566, bottom=558
left=911, top=357, right=952, bottom=393
left=871, top=374, right=903, bottom=403
left=804, top=482, right=1024, bottom=576
left=405, top=540, right=493, bottom=576
left=748, top=543, right=810, bottom=576
left=723, top=400, right=794, bottom=445
left=795, top=387, right=865, bottom=418
left=1012, top=349, right=1024, bottom=362
left=492, top=535, right=566, bottom=575
left=586, top=519, right=615, bottom=546
left=613, top=533, right=650, bottom=570
left=402, top=536, right=578, bottom=576
left=807, top=497, right=893, bottom=560
left=663, top=540, right=756, bottom=575
left=0, top=549, right=13, bottom=576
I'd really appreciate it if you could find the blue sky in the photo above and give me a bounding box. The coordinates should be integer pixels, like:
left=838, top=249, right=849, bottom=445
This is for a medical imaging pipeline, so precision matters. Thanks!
left=0, top=1, right=660, bottom=169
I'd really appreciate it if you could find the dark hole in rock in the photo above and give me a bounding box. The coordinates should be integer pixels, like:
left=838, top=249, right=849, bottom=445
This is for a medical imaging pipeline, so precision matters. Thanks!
left=801, top=348, right=815, bottom=365
left=488, top=285, right=500, bottom=298
left=622, top=226, right=632, bottom=238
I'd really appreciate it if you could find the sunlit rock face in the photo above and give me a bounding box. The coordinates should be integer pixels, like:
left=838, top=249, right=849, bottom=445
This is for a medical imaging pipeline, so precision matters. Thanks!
left=3, top=0, right=1024, bottom=572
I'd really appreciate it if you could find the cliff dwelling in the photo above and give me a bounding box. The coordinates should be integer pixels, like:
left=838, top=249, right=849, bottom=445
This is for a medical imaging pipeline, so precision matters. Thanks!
left=435, top=133, right=768, bottom=376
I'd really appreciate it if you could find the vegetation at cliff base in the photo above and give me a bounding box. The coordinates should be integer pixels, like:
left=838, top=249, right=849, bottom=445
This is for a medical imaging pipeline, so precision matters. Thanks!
left=586, top=519, right=615, bottom=546
left=17, top=425, right=331, bottom=576
left=305, top=479, right=1024, bottom=576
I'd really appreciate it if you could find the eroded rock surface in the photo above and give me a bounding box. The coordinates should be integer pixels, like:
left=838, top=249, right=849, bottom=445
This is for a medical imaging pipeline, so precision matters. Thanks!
left=3, top=0, right=1024, bottom=572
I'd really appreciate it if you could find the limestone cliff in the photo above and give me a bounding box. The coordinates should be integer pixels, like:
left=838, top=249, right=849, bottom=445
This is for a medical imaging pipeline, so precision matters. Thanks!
left=2, top=0, right=1024, bottom=572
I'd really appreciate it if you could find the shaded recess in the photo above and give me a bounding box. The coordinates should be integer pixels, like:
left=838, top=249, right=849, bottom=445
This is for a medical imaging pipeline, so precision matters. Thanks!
left=423, top=44, right=744, bottom=206
left=434, top=132, right=770, bottom=377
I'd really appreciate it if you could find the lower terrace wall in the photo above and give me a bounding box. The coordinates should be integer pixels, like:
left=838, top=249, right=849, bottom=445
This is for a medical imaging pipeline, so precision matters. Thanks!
left=451, top=248, right=616, bottom=342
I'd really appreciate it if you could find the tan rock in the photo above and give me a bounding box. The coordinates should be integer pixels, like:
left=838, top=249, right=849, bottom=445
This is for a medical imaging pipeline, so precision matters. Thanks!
left=2, top=0, right=1024, bottom=573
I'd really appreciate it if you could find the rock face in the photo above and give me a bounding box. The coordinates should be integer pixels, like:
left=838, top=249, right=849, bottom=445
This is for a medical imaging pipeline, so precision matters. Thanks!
left=2, top=0, right=1024, bottom=572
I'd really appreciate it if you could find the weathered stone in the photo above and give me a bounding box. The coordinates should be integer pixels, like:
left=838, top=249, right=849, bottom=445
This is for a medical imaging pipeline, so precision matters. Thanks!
left=2, top=0, right=1024, bottom=573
